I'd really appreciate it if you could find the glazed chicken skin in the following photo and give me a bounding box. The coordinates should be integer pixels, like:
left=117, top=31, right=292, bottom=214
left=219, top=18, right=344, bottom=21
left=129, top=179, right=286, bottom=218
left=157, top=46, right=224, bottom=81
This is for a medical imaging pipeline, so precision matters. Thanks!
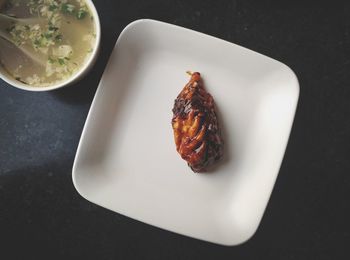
left=172, top=72, right=223, bottom=172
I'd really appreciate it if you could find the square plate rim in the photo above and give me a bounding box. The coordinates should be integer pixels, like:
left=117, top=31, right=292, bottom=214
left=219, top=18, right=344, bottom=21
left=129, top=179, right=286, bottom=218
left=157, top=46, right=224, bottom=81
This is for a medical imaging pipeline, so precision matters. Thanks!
left=72, top=19, right=300, bottom=246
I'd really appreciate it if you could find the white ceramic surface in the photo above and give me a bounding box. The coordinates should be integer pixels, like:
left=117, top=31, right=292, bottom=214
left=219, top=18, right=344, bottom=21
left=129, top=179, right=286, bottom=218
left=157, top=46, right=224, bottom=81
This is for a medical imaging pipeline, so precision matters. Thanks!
left=72, top=19, right=299, bottom=246
left=0, top=0, right=101, bottom=91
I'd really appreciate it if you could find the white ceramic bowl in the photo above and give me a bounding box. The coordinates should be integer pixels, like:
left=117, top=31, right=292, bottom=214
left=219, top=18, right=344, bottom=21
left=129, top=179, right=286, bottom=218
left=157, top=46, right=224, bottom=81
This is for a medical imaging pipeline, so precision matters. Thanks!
left=0, top=0, right=101, bottom=91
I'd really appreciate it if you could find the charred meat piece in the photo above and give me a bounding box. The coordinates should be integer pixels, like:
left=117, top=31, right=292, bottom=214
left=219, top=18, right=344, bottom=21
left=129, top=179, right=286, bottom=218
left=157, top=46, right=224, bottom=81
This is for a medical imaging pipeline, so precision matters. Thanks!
left=171, top=72, right=223, bottom=172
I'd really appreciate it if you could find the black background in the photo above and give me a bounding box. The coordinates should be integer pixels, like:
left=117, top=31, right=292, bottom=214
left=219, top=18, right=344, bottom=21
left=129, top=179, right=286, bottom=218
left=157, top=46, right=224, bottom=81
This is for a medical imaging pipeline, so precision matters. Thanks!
left=1, top=0, right=349, bottom=259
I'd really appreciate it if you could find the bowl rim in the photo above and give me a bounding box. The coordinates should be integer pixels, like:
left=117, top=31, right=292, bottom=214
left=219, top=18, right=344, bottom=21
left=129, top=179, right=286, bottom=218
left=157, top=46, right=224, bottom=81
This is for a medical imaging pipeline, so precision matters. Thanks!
left=0, top=0, right=101, bottom=92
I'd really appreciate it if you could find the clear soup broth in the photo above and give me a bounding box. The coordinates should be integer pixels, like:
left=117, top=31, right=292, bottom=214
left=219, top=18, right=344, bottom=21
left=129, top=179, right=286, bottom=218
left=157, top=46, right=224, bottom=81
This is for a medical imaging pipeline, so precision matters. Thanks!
left=0, top=0, right=96, bottom=87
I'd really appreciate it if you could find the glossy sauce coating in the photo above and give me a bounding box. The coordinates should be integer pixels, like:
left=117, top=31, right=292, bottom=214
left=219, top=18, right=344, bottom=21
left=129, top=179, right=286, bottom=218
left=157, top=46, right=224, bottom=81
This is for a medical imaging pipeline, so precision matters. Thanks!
left=172, top=72, right=223, bottom=172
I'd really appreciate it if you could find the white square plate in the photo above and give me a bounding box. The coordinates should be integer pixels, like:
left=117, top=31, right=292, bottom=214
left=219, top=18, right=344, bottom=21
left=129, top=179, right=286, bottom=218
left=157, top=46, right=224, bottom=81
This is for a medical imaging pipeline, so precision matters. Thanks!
left=73, top=19, right=299, bottom=246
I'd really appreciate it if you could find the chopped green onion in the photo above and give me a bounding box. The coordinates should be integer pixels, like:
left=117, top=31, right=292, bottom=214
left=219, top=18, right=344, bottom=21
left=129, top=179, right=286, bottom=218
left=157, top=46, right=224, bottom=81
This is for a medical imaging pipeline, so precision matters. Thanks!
left=48, top=57, right=55, bottom=64
left=34, top=38, right=41, bottom=47
left=49, top=4, right=58, bottom=11
left=44, top=33, right=52, bottom=39
left=58, top=58, right=65, bottom=65
left=54, top=34, right=62, bottom=42
left=61, top=3, right=76, bottom=14
left=77, top=9, right=87, bottom=19
left=49, top=26, right=59, bottom=32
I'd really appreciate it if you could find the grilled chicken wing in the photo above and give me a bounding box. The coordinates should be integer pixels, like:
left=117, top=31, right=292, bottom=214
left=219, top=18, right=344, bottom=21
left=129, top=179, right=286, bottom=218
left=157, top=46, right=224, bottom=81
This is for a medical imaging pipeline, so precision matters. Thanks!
left=171, top=72, right=223, bottom=172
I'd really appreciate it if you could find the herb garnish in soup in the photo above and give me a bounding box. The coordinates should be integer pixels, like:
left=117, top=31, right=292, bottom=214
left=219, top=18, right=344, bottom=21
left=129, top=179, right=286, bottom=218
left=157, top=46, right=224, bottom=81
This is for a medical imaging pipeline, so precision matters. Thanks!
left=0, top=0, right=96, bottom=86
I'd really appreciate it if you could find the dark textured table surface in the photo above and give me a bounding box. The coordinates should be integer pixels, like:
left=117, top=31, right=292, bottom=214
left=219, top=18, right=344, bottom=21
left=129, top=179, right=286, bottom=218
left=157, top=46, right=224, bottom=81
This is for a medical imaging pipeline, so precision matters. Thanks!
left=1, top=0, right=349, bottom=259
